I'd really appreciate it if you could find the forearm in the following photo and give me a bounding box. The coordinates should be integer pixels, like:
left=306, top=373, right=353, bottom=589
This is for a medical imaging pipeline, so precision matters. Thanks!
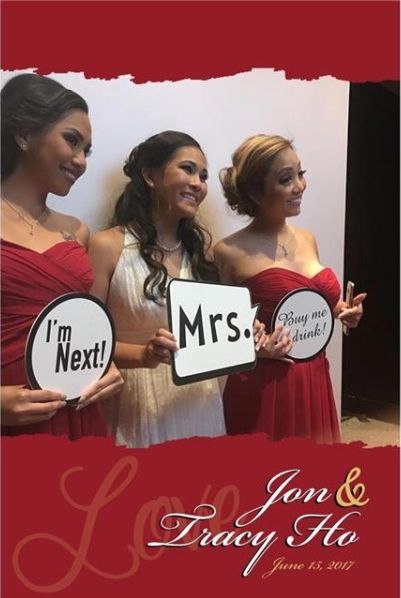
left=113, top=341, right=148, bottom=368
left=113, top=329, right=176, bottom=369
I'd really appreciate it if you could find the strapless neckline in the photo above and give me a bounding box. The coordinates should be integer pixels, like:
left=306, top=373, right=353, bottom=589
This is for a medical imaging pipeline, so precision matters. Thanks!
left=0, top=238, right=83, bottom=256
left=243, top=266, right=332, bottom=284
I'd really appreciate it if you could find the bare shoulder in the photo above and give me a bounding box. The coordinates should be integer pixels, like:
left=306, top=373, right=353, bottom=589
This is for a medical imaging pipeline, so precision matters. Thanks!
left=290, top=225, right=320, bottom=259
left=51, top=211, right=90, bottom=246
left=213, top=228, right=249, bottom=260
left=212, top=237, right=231, bottom=261
left=291, top=225, right=317, bottom=246
left=90, top=226, right=123, bottom=251
left=213, top=228, right=250, bottom=282
left=89, top=226, right=124, bottom=264
left=88, top=227, right=124, bottom=299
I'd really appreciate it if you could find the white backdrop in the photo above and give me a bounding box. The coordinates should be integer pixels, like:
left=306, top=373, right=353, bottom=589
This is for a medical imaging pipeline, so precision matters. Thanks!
left=2, top=69, right=349, bottom=416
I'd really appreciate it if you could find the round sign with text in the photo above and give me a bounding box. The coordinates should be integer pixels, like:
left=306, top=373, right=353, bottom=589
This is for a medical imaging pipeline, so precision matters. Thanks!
left=25, top=293, right=115, bottom=402
left=271, top=288, right=334, bottom=362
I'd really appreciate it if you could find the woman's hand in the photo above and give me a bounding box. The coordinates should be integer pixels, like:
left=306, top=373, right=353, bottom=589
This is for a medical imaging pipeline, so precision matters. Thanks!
left=257, top=324, right=294, bottom=362
left=143, top=328, right=178, bottom=368
left=76, top=362, right=124, bottom=410
left=1, top=385, right=67, bottom=426
left=337, top=293, right=367, bottom=329
left=253, top=319, right=267, bottom=351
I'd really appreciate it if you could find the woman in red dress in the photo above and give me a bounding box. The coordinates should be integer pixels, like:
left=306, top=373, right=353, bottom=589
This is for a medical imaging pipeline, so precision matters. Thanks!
left=214, top=134, right=366, bottom=443
left=1, top=73, right=123, bottom=438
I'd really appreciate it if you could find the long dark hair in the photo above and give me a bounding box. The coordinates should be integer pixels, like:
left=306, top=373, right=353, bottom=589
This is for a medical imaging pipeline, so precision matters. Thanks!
left=1, top=73, right=88, bottom=179
left=112, top=130, right=219, bottom=303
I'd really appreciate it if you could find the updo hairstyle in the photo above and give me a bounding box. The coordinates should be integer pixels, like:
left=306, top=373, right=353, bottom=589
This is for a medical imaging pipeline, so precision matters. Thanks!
left=219, top=134, right=293, bottom=217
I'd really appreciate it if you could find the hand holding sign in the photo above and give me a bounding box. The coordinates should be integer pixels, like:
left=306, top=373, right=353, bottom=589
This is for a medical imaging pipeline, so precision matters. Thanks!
left=258, top=324, right=294, bottom=362
left=25, top=293, right=115, bottom=404
left=1, top=385, right=67, bottom=427
left=167, top=279, right=258, bottom=385
left=76, top=361, right=123, bottom=410
left=144, top=329, right=178, bottom=368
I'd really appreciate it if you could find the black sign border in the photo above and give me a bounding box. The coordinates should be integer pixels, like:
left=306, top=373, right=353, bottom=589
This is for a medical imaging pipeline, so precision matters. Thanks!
left=271, top=287, right=335, bottom=363
left=25, top=292, right=116, bottom=402
left=167, top=278, right=259, bottom=386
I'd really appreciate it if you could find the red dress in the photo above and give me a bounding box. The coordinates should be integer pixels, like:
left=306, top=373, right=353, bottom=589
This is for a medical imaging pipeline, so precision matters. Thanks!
left=1, top=239, right=108, bottom=439
left=223, top=267, right=341, bottom=444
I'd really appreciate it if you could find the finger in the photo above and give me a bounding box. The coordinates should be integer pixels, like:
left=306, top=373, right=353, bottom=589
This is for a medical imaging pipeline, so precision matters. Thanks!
left=253, top=320, right=265, bottom=336
left=339, top=306, right=362, bottom=321
left=27, top=389, right=67, bottom=402
left=254, top=328, right=266, bottom=345
left=151, top=346, right=171, bottom=359
left=26, top=400, right=66, bottom=414
left=281, top=333, right=292, bottom=346
left=274, top=330, right=291, bottom=348
left=352, top=293, right=367, bottom=306
left=337, top=308, right=352, bottom=320
left=270, top=325, right=285, bottom=343
left=78, top=380, right=122, bottom=409
left=282, top=337, right=293, bottom=352
left=155, top=329, right=177, bottom=342
left=261, top=334, right=274, bottom=350
left=272, top=339, right=287, bottom=353
left=255, top=331, right=267, bottom=351
left=80, top=374, right=123, bottom=403
left=81, top=367, right=123, bottom=399
left=152, top=337, right=178, bottom=352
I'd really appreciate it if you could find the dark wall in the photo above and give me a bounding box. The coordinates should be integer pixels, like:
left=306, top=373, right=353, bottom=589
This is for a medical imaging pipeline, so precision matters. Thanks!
left=342, top=82, right=399, bottom=406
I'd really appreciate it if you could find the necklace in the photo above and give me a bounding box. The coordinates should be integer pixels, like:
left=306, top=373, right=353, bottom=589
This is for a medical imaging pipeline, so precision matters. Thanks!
left=2, top=195, right=49, bottom=235
left=265, top=238, right=288, bottom=258
left=254, top=225, right=291, bottom=258
left=156, top=238, right=182, bottom=253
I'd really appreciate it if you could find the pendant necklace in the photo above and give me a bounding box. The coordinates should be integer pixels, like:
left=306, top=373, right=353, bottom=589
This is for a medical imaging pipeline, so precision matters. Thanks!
left=1, top=195, right=49, bottom=235
left=268, top=239, right=288, bottom=258
left=262, top=230, right=290, bottom=258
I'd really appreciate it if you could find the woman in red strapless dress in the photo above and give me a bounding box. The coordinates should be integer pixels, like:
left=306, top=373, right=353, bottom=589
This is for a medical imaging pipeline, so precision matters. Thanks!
left=214, top=134, right=366, bottom=443
left=1, top=73, right=122, bottom=439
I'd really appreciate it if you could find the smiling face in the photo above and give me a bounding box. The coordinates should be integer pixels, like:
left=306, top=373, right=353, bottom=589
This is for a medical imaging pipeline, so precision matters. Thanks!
left=19, top=110, right=92, bottom=196
left=258, top=147, right=307, bottom=222
left=145, top=146, right=208, bottom=220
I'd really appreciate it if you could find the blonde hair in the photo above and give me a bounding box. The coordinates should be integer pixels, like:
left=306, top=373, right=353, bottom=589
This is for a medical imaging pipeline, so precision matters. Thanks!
left=219, top=134, right=293, bottom=217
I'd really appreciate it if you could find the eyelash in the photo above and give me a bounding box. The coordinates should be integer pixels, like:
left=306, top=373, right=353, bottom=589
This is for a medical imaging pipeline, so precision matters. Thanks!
left=181, top=164, right=208, bottom=182
left=63, top=133, right=92, bottom=157
left=280, top=170, right=306, bottom=185
left=63, top=133, right=78, bottom=146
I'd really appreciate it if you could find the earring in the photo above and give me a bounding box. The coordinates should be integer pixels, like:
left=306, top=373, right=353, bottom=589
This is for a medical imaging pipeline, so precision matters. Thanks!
left=19, top=142, right=27, bottom=151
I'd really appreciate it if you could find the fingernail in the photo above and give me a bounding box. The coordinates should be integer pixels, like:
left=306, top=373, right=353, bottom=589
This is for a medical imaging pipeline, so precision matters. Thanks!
left=76, top=402, right=85, bottom=411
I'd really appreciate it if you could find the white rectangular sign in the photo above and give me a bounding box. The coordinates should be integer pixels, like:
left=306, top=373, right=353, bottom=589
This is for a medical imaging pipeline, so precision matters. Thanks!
left=167, top=279, right=258, bottom=385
